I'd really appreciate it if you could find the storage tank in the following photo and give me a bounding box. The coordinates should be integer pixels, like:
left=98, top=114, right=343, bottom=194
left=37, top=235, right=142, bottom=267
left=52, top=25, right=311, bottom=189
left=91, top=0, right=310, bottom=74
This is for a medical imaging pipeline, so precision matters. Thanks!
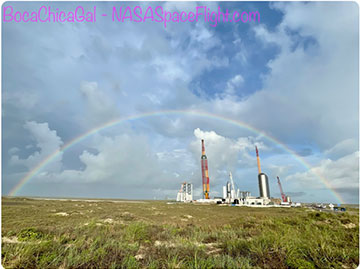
left=226, top=182, right=231, bottom=197
left=258, top=173, right=270, bottom=198
left=231, top=190, right=235, bottom=200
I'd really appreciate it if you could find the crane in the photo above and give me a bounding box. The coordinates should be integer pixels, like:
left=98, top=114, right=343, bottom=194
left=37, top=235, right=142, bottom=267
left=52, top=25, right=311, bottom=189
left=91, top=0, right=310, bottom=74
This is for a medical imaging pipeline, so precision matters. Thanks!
left=277, top=176, right=287, bottom=203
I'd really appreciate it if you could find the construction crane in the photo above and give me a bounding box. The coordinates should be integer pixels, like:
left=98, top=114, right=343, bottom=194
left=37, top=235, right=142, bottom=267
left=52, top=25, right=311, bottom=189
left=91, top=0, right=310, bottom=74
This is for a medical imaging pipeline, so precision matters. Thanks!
left=201, top=139, right=210, bottom=199
left=277, top=176, right=287, bottom=203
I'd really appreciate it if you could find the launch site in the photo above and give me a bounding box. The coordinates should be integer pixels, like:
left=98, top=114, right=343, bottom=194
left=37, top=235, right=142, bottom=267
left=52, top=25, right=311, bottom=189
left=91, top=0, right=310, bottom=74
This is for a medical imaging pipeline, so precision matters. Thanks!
left=2, top=138, right=359, bottom=268
left=176, top=140, right=300, bottom=208
left=2, top=1, right=359, bottom=268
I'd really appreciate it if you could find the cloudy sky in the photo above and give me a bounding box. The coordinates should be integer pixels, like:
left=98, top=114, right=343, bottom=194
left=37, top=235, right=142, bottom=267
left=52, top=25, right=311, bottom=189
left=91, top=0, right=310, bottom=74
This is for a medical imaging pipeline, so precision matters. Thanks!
left=2, top=1, right=359, bottom=203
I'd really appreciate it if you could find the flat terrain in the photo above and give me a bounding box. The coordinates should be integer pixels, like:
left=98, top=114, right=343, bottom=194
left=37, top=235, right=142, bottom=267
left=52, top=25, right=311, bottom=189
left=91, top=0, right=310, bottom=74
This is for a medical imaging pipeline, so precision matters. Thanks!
left=1, top=197, right=359, bottom=268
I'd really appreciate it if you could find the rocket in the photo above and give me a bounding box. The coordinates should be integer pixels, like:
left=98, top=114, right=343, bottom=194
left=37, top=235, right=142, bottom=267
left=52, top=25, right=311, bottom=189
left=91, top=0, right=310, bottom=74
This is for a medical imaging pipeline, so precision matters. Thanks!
left=256, top=146, right=261, bottom=174
left=201, top=139, right=210, bottom=199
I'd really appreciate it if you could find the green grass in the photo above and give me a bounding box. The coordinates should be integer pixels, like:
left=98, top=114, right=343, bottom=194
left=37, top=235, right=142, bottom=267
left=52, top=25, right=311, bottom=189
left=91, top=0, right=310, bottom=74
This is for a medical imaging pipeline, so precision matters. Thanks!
left=1, top=197, right=359, bottom=268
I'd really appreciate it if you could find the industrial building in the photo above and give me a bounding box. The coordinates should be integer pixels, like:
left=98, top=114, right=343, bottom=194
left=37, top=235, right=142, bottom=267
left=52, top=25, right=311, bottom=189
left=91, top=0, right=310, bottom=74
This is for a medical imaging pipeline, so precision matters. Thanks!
left=176, top=182, right=193, bottom=202
left=176, top=140, right=296, bottom=207
left=219, top=146, right=272, bottom=206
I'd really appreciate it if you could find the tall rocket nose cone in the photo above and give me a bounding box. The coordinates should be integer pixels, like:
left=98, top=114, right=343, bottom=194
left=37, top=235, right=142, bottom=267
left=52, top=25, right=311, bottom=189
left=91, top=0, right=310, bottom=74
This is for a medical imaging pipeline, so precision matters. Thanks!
left=255, top=146, right=259, bottom=156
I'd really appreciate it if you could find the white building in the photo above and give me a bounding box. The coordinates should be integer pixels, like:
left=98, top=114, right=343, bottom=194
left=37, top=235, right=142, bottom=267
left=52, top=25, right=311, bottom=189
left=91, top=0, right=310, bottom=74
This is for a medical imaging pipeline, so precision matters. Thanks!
left=243, top=196, right=271, bottom=206
left=176, top=182, right=193, bottom=202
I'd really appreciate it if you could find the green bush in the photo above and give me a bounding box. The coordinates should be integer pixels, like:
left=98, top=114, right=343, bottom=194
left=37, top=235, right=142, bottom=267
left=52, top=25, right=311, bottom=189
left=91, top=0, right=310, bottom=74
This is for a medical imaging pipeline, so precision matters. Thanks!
left=17, top=228, right=44, bottom=241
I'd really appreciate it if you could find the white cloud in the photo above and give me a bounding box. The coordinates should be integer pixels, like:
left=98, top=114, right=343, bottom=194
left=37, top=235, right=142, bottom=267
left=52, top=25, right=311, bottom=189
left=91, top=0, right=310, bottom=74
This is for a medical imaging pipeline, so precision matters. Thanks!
left=233, top=35, right=248, bottom=65
left=31, top=133, right=189, bottom=196
left=286, top=151, right=359, bottom=192
left=4, top=91, right=38, bottom=109
left=202, top=2, right=358, bottom=150
left=8, top=147, right=19, bottom=155
left=253, top=24, right=291, bottom=50
left=190, top=128, right=266, bottom=188
left=79, top=81, right=119, bottom=125
left=324, top=138, right=358, bottom=160
left=224, top=74, right=244, bottom=96
left=10, top=121, right=63, bottom=172
left=77, top=134, right=160, bottom=184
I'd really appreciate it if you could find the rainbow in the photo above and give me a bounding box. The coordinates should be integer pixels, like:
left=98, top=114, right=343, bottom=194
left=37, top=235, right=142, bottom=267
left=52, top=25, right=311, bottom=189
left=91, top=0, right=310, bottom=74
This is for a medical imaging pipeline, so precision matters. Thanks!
left=8, top=109, right=345, bottom=203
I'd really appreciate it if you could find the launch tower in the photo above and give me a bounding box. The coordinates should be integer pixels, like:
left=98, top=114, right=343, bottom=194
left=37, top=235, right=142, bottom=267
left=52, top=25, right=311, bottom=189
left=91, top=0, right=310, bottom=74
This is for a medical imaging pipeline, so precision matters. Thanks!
left=201, top=139, right=210, bottom=199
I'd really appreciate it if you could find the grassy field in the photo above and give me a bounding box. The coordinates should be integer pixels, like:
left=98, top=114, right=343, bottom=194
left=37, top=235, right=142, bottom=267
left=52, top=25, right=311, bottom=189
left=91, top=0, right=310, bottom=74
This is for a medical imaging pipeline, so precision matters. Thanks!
left=1, top=197, right=359, bottom=268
